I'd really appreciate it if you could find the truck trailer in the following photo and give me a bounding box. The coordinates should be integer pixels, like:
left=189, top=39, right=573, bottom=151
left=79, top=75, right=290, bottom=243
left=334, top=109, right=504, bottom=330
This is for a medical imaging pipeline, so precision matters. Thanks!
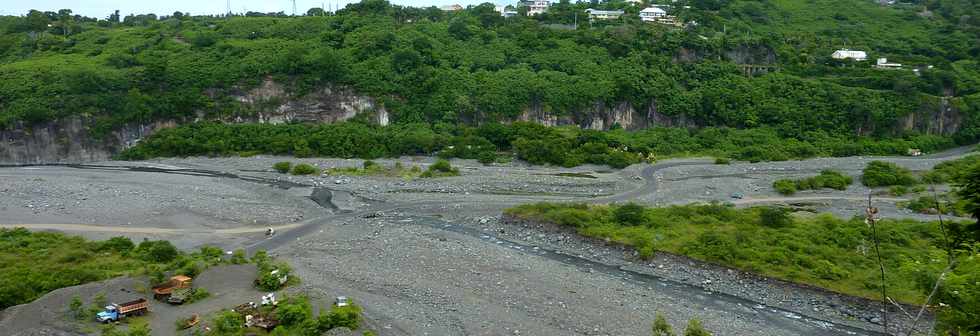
left=96, top=298, right=148, bottom=323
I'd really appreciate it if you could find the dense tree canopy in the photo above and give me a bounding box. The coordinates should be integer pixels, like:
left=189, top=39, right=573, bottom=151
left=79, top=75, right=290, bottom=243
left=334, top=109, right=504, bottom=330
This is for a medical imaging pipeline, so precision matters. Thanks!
left=0, top=0, right=978, bottom=144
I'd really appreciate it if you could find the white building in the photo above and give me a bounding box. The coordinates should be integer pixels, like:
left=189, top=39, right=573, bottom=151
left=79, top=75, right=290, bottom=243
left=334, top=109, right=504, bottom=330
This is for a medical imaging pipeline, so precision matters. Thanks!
left=495, top=5, right=519, bottom=17
left=639, top=7, right=667, bottom=21
left=585, top=9, right=625, bottom=20
left=831, top=49, right=868, bottom=61
left=524, top=0, right=550, bottom=15
left=875, top=57, right=902, bottom=69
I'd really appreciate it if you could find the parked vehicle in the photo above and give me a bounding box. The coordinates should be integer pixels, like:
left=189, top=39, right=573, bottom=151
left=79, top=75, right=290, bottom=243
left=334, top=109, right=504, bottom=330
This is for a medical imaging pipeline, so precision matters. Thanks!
left=96, top=298, right=148, bottom=323
left=335, top=296, right=350, bottom=307
left=152, top=275, right=192, bottom=302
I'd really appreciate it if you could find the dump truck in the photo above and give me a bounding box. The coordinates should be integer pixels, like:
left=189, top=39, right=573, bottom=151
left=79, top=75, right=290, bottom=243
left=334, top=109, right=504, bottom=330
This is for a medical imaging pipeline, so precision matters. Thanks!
left=96, top=298, right=148, bottom=323
left=152, top=275, right=192, bottom=302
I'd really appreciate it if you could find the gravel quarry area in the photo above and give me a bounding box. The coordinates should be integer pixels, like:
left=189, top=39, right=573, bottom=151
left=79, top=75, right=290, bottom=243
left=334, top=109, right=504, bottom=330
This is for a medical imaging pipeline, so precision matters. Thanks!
left=1, top=147, right=975, bottom=336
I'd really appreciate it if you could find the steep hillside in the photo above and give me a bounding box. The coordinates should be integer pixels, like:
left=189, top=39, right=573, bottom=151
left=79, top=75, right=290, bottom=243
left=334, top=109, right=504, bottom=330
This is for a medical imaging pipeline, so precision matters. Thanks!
left=0, top=0, right=978, bottom=163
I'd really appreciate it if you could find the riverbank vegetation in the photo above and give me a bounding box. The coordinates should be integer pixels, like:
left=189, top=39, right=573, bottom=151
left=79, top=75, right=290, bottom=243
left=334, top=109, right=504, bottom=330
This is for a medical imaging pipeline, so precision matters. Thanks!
left=120, top=121, right=957, bottom=167
left=772, top=170, right=853, bottom=195
left=504, top=201, right=979, bottom=332
left=206, top=295, right=365, bottom=336
left=0, top=229, right=273, bottom=310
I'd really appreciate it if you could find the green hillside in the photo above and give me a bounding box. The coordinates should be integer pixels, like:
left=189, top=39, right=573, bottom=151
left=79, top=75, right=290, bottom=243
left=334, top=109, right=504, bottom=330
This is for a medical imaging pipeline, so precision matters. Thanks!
left=0, top=0, right=978, bottom=144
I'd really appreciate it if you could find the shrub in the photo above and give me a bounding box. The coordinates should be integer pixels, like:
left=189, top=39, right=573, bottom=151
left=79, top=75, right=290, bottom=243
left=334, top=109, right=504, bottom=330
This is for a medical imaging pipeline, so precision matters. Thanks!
left=186, top=287, right=210, bottom=303
left=135, top=240, right=178, bottom=262
left=614, top=203, right=647, bottom=226
left=861, top=161, right=917, bottom=187
left=273, top=161, right=292, bottom=173
left=890, top=185, right=909, bottom=196
left=363, top=160, right=378, bottom=169
left=477, top=151, right=496, bottom=165
left=759, top=207, right=792, bottom=228
left=714, top=157, right=731, bottom=165
left=230, top=249, right=248, bottom=264
left=290, top=163, right=319, bottom=175
left=684, top=319, right=711, bottom=336
left=652, top=313, right=675, bottom=336
left=773, top=179, right=797, bottom=195
left=100, top=236, right=134, bottom=253
left=430, top=159, right=453, bottom=173
left=421, top=159, right=460, bottom=178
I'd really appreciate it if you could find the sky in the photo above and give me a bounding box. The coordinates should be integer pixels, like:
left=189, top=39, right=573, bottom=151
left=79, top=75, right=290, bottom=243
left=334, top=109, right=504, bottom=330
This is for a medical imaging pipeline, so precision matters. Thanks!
left=2, top=0, right=504, bottom=18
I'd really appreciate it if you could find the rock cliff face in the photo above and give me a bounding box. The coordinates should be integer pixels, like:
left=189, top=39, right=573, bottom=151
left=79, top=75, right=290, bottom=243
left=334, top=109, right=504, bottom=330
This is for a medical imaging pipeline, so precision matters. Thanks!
left=516, top=100, right=653, bottom=130
left=0, top=118, right=176, bottom=165
left=0, top=78, right=966, bottom=164
left=0, top=79, right=384, bottom=164
left=224, top=79, right=389, bottom=125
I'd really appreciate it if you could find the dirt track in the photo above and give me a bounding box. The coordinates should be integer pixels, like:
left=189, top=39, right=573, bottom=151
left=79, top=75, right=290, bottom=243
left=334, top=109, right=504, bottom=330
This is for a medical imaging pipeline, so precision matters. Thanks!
left=1, top=148, right=974, bottom=335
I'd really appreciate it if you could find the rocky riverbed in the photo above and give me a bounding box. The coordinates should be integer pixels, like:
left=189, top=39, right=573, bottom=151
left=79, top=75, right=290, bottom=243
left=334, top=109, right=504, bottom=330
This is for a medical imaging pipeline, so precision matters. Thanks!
left=1, top=148, right=974, bottom=335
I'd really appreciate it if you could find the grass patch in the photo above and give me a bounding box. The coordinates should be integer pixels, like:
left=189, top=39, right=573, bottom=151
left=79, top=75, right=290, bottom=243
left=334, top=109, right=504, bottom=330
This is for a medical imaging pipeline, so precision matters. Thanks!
left=324, top=160, right=429, bottom=179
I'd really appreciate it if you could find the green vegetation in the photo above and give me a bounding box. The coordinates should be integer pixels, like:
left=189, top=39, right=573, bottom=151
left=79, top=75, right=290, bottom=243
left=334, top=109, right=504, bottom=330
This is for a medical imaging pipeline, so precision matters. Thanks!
left=120, top=121, right=961, bottom=167
left=772, top=170, right=853, bottom=195
left=861, top=160, right=917, bottom=187
left=252, top=250, right=298, bottom=291
left=504, top=202, right=980, bottom=332
left=923, top=154, right=980, bottom=184
left=272, top=161, right=292, bottom=173
left=899, top=193, right=968, bottom=216
left=185, top=287, right=210, bottom=304
left=0, top=229, right=160, bottom=308
left=205, top=295, right=362, bottom=336
left=323, top=160, right=434, bottom=179
left=420, top=159, right=460, bottom=178
left=101, top=320, right=151, bottom=336
left=289, top=163, right=319, bottom=175
left=2, top=1, right=978, bottom=162
left=651, top=314, right=713, bottom=336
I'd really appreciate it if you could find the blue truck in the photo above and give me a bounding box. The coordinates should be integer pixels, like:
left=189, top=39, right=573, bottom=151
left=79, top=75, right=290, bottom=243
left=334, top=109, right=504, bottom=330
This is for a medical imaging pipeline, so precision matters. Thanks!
left=96, top=298, right=148, bottom=323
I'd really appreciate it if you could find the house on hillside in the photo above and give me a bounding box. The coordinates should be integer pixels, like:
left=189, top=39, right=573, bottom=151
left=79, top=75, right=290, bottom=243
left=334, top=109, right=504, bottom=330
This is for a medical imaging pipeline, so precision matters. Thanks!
left=521, top=0, right=550, bottom=15
left=639, top=6, right=667, bottom=21
left=585, top=9, right=625, bottom=21
left=874, top=58, right=902, bottom=69
left=640, top=7, right=679, bottom=25
left=495, top=5, right=519, bottom=17
left=440, top=4, right=463, bottom=11
left=831, top=49, right=868, bottom=61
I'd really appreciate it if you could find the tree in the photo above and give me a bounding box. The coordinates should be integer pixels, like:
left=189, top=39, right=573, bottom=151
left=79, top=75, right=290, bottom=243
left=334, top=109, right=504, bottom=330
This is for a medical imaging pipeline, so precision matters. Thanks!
left=954, top=163, right=980, bottom=242
left=652, top=313, right=675, bottom=336
left=307, top=7, right=326, bottom=16
left=57, top=9, right=73, bottom=36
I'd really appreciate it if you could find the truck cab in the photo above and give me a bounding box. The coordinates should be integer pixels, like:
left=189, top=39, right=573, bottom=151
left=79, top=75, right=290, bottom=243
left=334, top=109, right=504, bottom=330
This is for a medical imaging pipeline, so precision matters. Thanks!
left=96, top=306, right=119, bottom=323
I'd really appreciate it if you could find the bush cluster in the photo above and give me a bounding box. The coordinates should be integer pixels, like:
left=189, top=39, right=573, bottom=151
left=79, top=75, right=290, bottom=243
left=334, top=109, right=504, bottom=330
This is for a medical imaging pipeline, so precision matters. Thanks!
left=290, top=163, right=319, bottom=175
left=861, top=161, right=917, bottom=187
left=772, top=170, right=853, bottom=195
